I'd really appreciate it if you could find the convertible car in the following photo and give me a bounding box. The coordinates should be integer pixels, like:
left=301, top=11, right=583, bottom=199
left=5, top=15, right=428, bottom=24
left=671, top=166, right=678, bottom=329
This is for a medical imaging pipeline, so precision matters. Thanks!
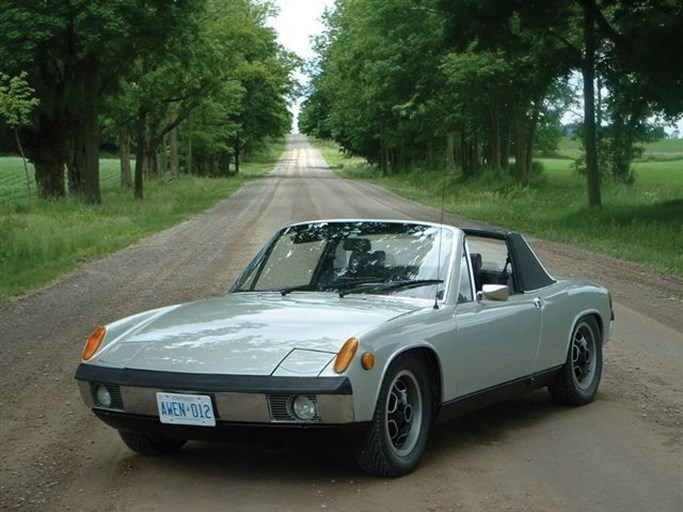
left=75, top=220, right=613, bottom=476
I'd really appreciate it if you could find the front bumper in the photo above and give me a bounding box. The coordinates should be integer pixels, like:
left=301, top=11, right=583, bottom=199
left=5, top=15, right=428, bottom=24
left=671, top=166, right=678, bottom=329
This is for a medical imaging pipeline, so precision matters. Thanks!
left=75, top=364, right=355, bottom=426
left=92, top=409, right=369, bottom=444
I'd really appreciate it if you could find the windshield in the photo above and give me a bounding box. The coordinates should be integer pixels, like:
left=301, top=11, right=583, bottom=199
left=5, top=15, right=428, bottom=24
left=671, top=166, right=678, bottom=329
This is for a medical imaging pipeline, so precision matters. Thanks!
left=231, top=221, right=454, bottom=300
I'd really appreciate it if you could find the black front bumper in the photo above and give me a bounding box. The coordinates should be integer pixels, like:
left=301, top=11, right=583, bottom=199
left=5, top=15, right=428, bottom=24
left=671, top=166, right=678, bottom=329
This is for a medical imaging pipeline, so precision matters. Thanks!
left=93, top=409, right=369, bottom=445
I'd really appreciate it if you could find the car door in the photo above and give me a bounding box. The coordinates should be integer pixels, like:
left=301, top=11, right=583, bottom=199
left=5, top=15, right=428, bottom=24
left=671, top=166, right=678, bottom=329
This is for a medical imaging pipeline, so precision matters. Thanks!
left=453, top=295, right=542, bottom=397
left=451, top=236, right=543, bottom=397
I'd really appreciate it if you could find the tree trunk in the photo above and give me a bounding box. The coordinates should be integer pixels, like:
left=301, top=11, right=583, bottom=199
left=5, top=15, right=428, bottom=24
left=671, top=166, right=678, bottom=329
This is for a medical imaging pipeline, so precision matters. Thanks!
left=526, top=96, right=543, bottom=175
left=14, top=129, right=32, bottom=201
left=234, top=137, right=241, bottom=174
left=219, top=150, right=230, bottom=176
left=460, top=130, right=470, bottom=177
left=146, top=142, right=157, bottom=180
left=157, top=135, right=167, bottom=177
left=34, top=160, right=65, bottom=198
left=582, top=5, right=602, bottom=207
left=489, top=99, right=501, bottom=169
left=170, top=127, right=179, bottom=177
left=186, top=120, right=193, bottom=174
left=134, top=112, right=146, bottom=200
left=446, top=133, right=456, bottom=173
left=66, top=125, right=85, bottom=196
left=83, top=52, right=101, bottom=204
left=119, top=125, right=132, bottom=189
left=511, top=95, right=529, bottom=185
left=501, top=120, right=510, bottom=170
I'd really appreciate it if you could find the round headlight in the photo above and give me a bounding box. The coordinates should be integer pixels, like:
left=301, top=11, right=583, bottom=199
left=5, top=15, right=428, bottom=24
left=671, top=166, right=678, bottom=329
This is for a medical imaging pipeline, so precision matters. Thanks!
left=96, top=385, right=112, bottom=407
left=291, top=395, right=317, bottom=421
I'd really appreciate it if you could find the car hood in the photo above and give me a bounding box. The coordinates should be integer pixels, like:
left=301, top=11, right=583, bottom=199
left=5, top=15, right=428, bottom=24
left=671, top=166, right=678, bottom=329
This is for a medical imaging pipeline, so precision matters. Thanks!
left=93, top=293, right=421, bottom=375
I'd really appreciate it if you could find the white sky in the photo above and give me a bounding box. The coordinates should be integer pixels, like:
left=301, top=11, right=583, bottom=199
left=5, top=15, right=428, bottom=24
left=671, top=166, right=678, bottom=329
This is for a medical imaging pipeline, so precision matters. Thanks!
left=269, top=0, right=334, bottom=61
left=269, top=0, right=335, bottom=131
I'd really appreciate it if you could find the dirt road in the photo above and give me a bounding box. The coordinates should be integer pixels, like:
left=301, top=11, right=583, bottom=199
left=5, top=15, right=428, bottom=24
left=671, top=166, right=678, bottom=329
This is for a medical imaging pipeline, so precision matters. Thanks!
left=1, top=135, right=681, bottom=512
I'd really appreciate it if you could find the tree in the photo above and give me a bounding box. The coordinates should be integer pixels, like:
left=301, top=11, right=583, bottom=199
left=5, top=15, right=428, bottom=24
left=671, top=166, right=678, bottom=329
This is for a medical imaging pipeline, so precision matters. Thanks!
left=0, top=72, right=40, bottom=201
left=305, top=0, right=682, bottom=207
left=0, top=0, right=205, bottom=201
left=1, top=0, right=297, bottom=202
left=302, top=0, right=445, bottom=173
left=437, top=0, right=578, bottom=185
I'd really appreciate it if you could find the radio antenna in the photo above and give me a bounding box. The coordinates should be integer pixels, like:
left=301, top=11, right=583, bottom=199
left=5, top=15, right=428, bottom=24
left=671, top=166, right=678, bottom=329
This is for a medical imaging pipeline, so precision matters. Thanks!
left=433, top=161, right=448, bottom=310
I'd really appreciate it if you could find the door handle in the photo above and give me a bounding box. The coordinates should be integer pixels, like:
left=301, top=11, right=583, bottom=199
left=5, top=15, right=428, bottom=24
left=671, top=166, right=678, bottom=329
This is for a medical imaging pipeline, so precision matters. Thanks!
left=533, top=298, right=542, bottom=309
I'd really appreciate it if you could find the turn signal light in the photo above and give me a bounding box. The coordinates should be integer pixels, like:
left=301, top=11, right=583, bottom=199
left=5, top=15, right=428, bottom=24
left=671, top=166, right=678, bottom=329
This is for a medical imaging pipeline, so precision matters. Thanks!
left=82, top=326, right=107, bottom=361
left=334, top=337, right=359, bottom=374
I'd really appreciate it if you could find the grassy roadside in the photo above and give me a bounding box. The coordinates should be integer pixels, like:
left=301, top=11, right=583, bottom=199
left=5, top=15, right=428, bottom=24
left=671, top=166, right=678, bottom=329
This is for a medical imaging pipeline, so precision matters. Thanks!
left=313, top=138, right=683, bottom=278
left=0, top=141, right=284, bottom=306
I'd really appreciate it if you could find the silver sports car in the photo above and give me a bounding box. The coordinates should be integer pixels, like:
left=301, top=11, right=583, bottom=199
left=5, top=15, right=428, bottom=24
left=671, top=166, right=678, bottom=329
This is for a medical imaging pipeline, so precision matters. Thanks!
left=75, top=220, right=613, bottom=476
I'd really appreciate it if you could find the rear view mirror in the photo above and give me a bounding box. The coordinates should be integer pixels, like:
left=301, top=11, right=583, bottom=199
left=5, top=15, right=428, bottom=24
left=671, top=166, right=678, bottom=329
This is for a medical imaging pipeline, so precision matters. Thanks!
left=343, top=238, right=371, bottom=252
left=477, top=284, right=509, bottom=301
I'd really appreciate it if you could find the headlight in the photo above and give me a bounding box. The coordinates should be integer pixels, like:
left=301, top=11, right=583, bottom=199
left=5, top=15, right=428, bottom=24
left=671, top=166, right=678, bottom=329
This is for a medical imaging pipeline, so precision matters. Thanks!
left=291, top=395, right=317, bottom=421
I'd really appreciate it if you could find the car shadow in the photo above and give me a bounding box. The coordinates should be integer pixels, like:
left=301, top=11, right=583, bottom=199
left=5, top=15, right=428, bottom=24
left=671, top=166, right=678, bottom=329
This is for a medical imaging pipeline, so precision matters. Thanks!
left=118, top=389, right=571, bottom=482
left=430, top=388, right=561, bottom=447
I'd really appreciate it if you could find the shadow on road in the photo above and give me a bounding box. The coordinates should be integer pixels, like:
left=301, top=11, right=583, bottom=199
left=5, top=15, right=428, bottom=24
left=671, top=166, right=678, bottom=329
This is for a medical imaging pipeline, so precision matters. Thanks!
left=115, top=389, right=565, bottom=482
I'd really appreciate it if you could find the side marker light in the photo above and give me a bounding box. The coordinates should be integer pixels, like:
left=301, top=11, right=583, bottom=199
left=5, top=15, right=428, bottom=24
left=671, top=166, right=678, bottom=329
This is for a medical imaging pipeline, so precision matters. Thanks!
left=361, top=351, right=375, bottom=371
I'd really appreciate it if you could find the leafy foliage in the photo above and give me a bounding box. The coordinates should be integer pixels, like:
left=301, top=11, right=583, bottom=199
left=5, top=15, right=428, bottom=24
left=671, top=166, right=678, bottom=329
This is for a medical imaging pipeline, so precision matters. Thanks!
left=0, top=0, right=298, bottom=201
left=0, top=72, right=40, bottom=129
left=302, top=0, right=682, bottom=205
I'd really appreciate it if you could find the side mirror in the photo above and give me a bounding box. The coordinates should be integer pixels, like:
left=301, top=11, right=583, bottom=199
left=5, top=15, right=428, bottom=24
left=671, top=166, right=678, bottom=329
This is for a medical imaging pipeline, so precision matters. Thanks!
left=477, top=284, right=509, bottom=302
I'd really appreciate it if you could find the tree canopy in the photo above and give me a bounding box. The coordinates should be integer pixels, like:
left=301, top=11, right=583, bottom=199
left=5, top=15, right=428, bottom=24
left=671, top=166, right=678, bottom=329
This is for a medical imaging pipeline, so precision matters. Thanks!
left=301, top=0, right=683, bottom=206
left=0, top=0, right=299, bottom=201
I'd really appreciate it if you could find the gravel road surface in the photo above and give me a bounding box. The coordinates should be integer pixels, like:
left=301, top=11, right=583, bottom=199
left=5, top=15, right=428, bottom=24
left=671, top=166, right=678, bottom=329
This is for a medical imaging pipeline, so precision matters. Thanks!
left=1, top=135, right=681, bottom=512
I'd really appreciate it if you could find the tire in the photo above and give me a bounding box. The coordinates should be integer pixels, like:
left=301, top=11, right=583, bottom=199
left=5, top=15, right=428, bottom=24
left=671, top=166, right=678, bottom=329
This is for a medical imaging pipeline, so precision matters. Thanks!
left=548, top=316, right=602, bottom=406
left=118, top=430, right=187, bottom=456
left=354, top=354, right=433, bottom=477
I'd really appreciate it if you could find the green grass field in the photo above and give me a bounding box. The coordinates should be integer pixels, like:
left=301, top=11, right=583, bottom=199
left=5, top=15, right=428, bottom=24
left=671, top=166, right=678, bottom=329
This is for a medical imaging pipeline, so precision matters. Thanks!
left=0, top=142, right=284, bottom=306
left=314, top=139, right=683, bottom=277
left=555, top=137, right=683, bottom=161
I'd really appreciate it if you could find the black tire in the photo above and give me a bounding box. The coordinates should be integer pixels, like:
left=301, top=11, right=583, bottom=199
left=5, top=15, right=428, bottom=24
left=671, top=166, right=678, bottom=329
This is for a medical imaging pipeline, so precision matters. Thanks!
left=353, top=354, right=433, bottom=477
left=548, top=316, right=602, bottom=406
left=118, top=430, right=187, bottom=456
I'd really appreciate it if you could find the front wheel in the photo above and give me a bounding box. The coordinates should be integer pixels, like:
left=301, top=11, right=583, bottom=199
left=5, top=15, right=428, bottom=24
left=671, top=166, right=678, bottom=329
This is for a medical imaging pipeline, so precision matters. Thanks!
left=118, top=430, right=187, bottom=456
left=548, top=316, right=602, bottom=405
left=354, top=354, right=433, bottom=477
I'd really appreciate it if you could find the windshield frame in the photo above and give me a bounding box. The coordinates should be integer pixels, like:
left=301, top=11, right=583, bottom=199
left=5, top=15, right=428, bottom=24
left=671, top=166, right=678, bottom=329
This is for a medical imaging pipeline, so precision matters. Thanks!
left=229, top=220, right=459, bottom=302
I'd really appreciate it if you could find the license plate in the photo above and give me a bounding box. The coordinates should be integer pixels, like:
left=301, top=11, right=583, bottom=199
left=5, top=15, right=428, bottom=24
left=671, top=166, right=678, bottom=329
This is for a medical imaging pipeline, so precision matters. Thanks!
left=156, top=392, right=216, bottom=427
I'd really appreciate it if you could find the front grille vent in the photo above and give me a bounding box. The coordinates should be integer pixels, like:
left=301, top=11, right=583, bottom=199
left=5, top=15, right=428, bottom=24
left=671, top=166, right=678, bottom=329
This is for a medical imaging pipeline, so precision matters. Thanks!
left=90, top=383, right=124, bottom=410
left=267, top=394, right=320, bottom=422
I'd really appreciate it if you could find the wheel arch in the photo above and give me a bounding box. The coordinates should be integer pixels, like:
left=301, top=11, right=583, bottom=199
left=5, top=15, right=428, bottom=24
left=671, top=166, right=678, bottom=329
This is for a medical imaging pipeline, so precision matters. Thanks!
left=566, top=310, right=604, bottom=351
left=589, top=312, right=605, bottom=342
left=388, top=346, right=443, bottom=412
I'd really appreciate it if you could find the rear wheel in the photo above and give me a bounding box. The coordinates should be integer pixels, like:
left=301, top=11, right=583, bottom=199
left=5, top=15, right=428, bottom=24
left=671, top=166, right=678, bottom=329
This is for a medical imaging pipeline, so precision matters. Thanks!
left=118, top=430, right=187, bottom=456
left=548, top=316, right=602, bottom=405
left=354, top=354, right=432, bottom=477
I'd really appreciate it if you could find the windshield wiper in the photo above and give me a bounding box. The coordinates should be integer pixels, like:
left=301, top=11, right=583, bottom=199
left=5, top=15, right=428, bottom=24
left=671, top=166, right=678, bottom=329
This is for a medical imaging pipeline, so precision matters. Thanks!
left=338, top=279, right=443, bottom=297
left=279, top=277, right=380, bottom=296
left=279, top=284, right=315, bottom=296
